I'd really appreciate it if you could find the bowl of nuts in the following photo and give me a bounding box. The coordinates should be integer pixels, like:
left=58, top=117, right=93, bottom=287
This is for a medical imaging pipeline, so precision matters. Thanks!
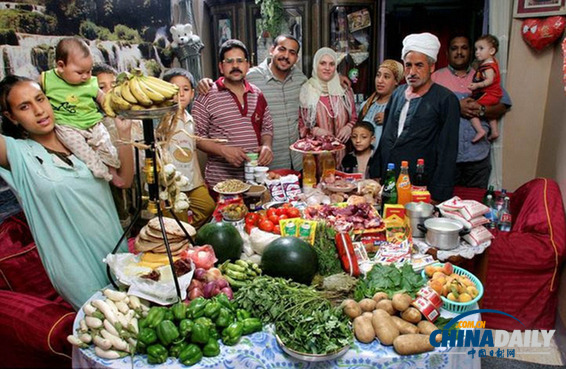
left=220, top=203, right=248, bottom=221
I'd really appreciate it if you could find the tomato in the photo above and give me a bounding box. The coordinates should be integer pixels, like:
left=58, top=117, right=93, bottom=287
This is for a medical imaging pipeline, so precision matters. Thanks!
left=278, top=214, right=288, bottom=221
left=268, top=214, right=279, bottom=224
left=245, top=213, right=259, bottom=226
left=282, top=203, right=292, bottom=208
left=259, top=219, right=274, bottom=232
left=275, top=208, right=286, bottom=216
left=273, top=225, right=281, bottom=235
left=287, top=208, right=301, bottom=218
left=245, top=223, right=254, bottom=234
left=266, top=208, right=277, bottom=218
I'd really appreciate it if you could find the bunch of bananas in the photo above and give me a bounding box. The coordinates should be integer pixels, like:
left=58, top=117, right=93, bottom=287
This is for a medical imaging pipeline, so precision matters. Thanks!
left=219, top=260, right=262, bottom=289
left=102, top=69, right=179, bottom=117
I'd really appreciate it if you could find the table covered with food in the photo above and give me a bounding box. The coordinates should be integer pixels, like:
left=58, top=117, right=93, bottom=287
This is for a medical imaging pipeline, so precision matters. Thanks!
left=67, top=119, right=500, bottom=368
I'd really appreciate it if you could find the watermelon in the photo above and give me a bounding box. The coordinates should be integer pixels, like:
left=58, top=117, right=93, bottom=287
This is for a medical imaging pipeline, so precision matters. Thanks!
left=261, top=237, right=318, bottom=285
left=195, top=222, right=243, bottom=263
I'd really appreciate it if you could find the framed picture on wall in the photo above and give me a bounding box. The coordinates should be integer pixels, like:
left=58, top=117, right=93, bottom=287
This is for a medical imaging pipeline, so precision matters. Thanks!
left=218, top=18, right=232, bottom=47
left=514, top=0, right=566, bottom=18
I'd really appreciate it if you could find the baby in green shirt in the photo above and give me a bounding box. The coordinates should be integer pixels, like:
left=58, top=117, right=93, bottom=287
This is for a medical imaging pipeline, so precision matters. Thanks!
left=40, top=37, right=120, bottom=181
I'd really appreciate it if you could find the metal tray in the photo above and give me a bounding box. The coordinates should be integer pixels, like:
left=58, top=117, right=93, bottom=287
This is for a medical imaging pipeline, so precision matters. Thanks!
left=275, top=334, right=349, bottom=362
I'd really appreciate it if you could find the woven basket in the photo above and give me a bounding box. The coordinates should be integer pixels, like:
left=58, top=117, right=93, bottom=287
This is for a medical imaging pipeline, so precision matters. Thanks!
left=421, top=263, right=484, bottom=313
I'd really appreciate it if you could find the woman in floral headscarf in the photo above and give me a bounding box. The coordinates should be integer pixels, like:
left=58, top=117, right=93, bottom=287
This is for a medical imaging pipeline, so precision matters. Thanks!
left=298, top=47, right=357, bottom=165
left=357, top=59, right=404, bottom=148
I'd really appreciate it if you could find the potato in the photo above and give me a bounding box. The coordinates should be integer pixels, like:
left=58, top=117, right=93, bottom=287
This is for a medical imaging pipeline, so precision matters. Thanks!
left=371, top=309, right=399, bottom=346
left=390, top=316, right=419, bottom=334
left=393, top=334, right=434, bottom=355
left=375, top=299, right=396, bottom=315
left=401, top=307, right=422, bottom=324
left=362, top=312, right=374, bottom=320
left=392, top=293, right=412, bottom=312
left=372, top=292, right=389, bottom=303
left=359, top=298, right=377, bottom=312
left=353, top=316, right=375, bottom=343
left=418, top=321, right=441, bottom=342
left=343, top=300, right=362, bottom=319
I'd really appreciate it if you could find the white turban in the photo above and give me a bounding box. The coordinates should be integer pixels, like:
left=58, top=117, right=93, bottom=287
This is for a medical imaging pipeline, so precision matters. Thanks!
left=401, top=33, right=441, bottom=62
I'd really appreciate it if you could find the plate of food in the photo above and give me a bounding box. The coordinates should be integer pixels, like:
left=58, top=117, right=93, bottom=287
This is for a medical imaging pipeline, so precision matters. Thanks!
left=213, top=179, right=251, bottom=195
left=220, top=203, right=248, bottom=221
left=323, top=180, right=357, bottom=193
left=290, top=135, right=345, bottom=154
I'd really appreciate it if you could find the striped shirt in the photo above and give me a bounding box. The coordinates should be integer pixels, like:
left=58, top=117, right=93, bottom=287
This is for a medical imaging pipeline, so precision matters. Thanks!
left=246, top=58, right=307, bottom=170
left=193, top=77, right=273, bottom=187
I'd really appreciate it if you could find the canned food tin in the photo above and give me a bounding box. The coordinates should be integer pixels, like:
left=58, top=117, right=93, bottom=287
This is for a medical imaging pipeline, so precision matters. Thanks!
left=284, top=221, right=297, bottom=236
left=417, top=286, right=444, bottom=310
left=412, top=296, right=439, bottom=322
left=299, top=222, right=311, bottom=239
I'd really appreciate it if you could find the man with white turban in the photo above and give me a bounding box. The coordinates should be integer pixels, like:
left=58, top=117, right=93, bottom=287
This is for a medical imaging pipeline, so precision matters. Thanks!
left=369, top=32, right=460, bottom=202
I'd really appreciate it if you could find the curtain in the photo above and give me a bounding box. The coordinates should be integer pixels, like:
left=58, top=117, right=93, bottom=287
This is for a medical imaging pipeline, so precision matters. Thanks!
left=487, top=0, right=513, bottom=190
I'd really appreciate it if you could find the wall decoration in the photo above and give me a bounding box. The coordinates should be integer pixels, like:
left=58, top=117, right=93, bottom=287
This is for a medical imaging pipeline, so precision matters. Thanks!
left=218, top=18, right=232, bottom=47
left=521, top=16, right=566, bottom=50
left=514, top=0, right=566, bottom=18
left=347, top=8, right=371, bottom=33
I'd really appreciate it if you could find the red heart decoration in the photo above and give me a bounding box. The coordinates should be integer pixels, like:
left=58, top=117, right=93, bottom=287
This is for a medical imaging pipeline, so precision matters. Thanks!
left=521, top=16, right=566, bottom=51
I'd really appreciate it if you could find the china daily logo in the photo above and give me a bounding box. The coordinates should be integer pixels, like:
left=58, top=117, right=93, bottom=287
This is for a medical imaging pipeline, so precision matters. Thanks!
left=429, top=309, right=555, bottom=359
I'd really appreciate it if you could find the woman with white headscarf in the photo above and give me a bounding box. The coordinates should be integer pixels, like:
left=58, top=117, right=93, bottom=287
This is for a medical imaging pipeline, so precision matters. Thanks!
left=298, top=47, right=357, bottom=164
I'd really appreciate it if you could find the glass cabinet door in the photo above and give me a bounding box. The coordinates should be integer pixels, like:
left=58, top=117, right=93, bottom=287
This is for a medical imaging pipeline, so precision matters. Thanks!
left=324, top=1, right=380, bottom=106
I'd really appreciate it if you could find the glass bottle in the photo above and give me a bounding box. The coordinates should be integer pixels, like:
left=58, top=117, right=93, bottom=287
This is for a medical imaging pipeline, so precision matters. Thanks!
left=497, top=196, right=512, bottom=232
left=412, top=158, right=427, bottom=192
left=495, top=189, right=507, bottom=213
left=381, top=163, right=398, bottom=209
left=396, top=160, right=412, bottom=205
left=302, top=154, right=317, bottom=189
left=482, top=185, right=495, bottom=205
left=484, top=194, right=497, bottom=229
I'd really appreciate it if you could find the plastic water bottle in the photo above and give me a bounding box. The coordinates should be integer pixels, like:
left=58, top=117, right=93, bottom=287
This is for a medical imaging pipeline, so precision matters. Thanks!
left=498, top=196, right=512, bottom=231
left=484, top=194, right=497, bottom=229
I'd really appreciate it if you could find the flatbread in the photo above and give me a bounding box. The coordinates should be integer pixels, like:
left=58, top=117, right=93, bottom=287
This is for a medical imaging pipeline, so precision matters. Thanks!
left=138, top=227, right=166, bottom=243
left=134, top=237, right=162, bottom=252
left=152, top=239, right=189, bottom=254
left=147, top=217, right=196, bottom=237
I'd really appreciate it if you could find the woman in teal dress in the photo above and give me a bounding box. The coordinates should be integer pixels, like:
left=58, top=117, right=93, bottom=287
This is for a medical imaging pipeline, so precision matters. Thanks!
left=0, top=75, right=134, bottom=310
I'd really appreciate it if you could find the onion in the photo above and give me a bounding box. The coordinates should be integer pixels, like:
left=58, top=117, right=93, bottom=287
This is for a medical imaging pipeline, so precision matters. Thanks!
left=194, top=268, right=207, bottom=281
left=216, top=278, right=229, bottom=289
left=220, top=287, right=233, bottom=300
left=203, top=281, right=217, bottom=299
left=188, top=279, right=204, bottom=291
left=204, top=268, right=223, bottom=282
left=189, top=288, right=204, bottom=300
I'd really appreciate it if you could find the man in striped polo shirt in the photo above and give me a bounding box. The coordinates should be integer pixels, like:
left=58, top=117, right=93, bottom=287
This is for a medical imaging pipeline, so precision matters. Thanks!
left=193, top=39, right=274, bottom=187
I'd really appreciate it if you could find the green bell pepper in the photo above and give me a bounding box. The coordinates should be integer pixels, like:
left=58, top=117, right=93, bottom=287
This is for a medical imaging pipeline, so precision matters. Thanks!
left=222, top=321, right=243, bottom=346
left=209, top=328, right=219, bottom=340
left=147, top=343, right=168, bottom=364
left=194, top=316, right=215, bottom=333
left=203, top=337, right=221, bottom=357
left=168, top=341, right=188, bottom=358
left=215, top=307, right=234, bottom=328
left=156, top=319, right=180, bottom=346
left=138, top=327, right=158, bottom=345
left=179, top=319, right=194, bottom=338
left=242, top=318, right=263, bottom=335
left=187, top=297, right=208, bottom=319
left=215, top=293, right=234, bottom=311
left=135, top=340, right=147, bottom=355
left=146, top=307, right=167, bottom=329
left=204, top=301, right=221, bottom=320
left=171, top=301, right=188, bottom=321
left=179, top=343, right=203, bottom=366
left=190, top=322, right=210, bottom=344
left=236, top=309, right=251, bottom=321
left=164, top=309, right=174, bottom=322
left=138, top=317, right=147, bottom=329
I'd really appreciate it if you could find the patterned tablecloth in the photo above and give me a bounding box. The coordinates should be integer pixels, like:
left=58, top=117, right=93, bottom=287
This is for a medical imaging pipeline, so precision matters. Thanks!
left=72, top=297, right=480, bottom=369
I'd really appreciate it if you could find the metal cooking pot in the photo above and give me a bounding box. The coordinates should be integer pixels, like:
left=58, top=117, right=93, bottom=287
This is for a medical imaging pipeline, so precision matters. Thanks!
left=417, top=218, right=470, bottom=250
left=405, top=202, right=435, bottom=238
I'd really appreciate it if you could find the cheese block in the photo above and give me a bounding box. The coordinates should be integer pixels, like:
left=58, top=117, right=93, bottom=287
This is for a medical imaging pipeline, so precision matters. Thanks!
left=137, top=252, right=180, bottom=269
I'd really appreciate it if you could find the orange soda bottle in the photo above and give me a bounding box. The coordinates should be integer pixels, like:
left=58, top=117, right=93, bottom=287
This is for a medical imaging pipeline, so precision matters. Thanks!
left=396, top=160, right=412, bottom=205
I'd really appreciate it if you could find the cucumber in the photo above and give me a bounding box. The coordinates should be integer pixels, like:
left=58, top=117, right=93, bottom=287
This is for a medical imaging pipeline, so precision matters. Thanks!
left=226, top=263, right=247, bottom=273
left=225, top=269, right=248, bottom=281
